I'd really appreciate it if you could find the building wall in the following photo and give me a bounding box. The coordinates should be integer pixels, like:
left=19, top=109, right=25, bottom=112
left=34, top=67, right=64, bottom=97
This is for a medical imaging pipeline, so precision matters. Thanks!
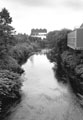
left=67, top=30, right=77, bottom=49
left=31, top=29, right=47, bottom=35
left=30, top=29, right=47, bottom=39
left=76, top=29, right=83, bottom=49
left=31, top=35, right=46, bottom=39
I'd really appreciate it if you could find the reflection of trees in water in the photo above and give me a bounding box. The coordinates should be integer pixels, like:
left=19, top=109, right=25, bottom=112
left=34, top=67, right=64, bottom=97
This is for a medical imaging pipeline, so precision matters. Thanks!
left=30, top=56, right=34, bottom=64
left=52, top=63, right=68, bottom=84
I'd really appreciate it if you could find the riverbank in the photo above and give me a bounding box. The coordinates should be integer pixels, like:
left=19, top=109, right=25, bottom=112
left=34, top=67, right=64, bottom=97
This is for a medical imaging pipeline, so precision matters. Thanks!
left=0, top=46, right=38, bottom=120
left=0, top=33, right=44, bottom=119
left=46, top=29, right=83, bottom=107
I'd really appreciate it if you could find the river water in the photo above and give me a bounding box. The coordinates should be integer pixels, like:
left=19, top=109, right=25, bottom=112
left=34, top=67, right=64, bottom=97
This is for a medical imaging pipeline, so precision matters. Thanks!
left=5, top=54, right=83, bottom=120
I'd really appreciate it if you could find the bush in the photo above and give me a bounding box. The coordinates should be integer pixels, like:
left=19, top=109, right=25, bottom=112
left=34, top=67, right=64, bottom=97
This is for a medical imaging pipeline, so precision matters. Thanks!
left=0, top=70, right=22, bottom=99
left=0, top=70, right=22, bottom=117
left=61, top=51, right=79, bottom=69
left=0, top=56, right=24, bottom=74
left=47, top=29, right=83, bottom=103
left=9, top=43, right=34, bottom=65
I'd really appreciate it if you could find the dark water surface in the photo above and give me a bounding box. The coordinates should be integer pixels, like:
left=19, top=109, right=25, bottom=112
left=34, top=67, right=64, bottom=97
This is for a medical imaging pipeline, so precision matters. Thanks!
left=5, top=55, right=83, bottom=120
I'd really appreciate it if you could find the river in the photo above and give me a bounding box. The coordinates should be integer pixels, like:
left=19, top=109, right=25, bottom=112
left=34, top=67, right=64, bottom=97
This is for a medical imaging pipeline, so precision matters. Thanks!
left=5, top=54, right=83, bottom=120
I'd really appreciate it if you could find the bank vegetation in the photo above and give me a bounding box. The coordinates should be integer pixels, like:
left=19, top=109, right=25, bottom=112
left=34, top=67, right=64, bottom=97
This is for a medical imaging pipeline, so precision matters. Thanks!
left=46, top=28, right=83, bottom=106
left=0, top=8, right=43, bottom=119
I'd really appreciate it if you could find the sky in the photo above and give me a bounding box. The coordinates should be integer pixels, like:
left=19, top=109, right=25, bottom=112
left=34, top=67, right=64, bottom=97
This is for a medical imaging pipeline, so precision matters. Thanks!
left=0, top=0, right=83, bottom=35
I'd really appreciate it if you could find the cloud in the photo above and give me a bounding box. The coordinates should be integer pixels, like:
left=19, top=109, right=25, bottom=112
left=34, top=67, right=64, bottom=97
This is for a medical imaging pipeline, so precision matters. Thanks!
left=1, top=0, right=83, bottom=10
left=64, top=0, right=83, bottom=10
left=6, top=0, right=60, bottom=8
left=12, top=0, right=83, bottom=10
left=1, top=0, right=67, bottom=9
left=12, top=0, right=47, bottom=7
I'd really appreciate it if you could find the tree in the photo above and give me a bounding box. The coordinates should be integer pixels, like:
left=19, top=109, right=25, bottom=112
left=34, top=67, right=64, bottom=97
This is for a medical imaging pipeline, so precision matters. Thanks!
left=46, top=29, right=72, bottom=49
left=14, top=33, right=30, bottom=44
left=0, top=8, right=15, bottom=56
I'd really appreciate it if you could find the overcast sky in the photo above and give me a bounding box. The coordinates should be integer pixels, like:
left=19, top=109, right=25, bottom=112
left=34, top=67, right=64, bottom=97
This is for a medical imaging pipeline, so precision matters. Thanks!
left=1, top=0, right=83, bottom=34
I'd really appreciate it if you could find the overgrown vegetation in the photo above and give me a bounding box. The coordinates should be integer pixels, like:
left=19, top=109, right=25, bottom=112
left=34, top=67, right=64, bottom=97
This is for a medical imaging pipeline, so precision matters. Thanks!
left=46, top=29, right=83, bottom=106
left=0, top=8, right=43, bottom=119
left=0, top=8, right=24, bottom=119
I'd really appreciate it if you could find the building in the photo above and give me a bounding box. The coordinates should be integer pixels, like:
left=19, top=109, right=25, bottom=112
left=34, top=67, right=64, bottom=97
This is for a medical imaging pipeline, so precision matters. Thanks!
left=30, top=29, right=47, bottom=39
left=67, top=28, right=83, bottom=50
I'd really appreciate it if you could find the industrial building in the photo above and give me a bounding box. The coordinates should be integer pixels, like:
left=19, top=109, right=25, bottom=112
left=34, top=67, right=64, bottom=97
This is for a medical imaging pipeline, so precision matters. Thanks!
left=67, top=28, right=83, bottom=50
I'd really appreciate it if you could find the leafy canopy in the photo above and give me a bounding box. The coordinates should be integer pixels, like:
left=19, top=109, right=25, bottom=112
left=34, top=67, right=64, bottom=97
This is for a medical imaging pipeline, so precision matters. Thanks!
left=0, top=8, right=15, bottom=55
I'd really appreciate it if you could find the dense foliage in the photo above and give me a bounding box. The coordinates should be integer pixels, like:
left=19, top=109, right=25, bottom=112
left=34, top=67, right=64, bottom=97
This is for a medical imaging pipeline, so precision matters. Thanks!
left=0, top=70, right=22, bottom=99
left=0, top=8, right=24, bottom=118
left=0, top=8, right=45, bottom=118
left=14, top=33, right=30, bottom=44
left=46, top=29, right=83, bottom=105
left=0, top=55, right=24, bottom=74
left=9, top=43, right=34, bottom=65
left=0, top=70, right=22, bottom=119
left=0, top=8, right=16, bottom=56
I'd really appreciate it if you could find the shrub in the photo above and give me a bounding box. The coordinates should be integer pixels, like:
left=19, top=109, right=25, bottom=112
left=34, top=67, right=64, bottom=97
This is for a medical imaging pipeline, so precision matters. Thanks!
left=0, top=70, right=22, bottom=99
left=0, top=70, right=22, bottom=117
left=0, top=56, right=24, bottom=74
left=61, top=51, right=79, bottom=69
left=9, top=43, right=34, bottom=65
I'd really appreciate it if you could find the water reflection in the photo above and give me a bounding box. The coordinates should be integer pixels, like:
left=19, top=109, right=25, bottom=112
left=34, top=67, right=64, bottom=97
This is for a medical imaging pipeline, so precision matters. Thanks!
left=29, top=56, right=34, bottom=64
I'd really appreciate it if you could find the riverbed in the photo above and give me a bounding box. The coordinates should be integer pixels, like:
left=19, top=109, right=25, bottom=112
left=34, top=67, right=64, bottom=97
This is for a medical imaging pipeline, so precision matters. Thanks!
left=5, top=54, right=83, bottom=120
